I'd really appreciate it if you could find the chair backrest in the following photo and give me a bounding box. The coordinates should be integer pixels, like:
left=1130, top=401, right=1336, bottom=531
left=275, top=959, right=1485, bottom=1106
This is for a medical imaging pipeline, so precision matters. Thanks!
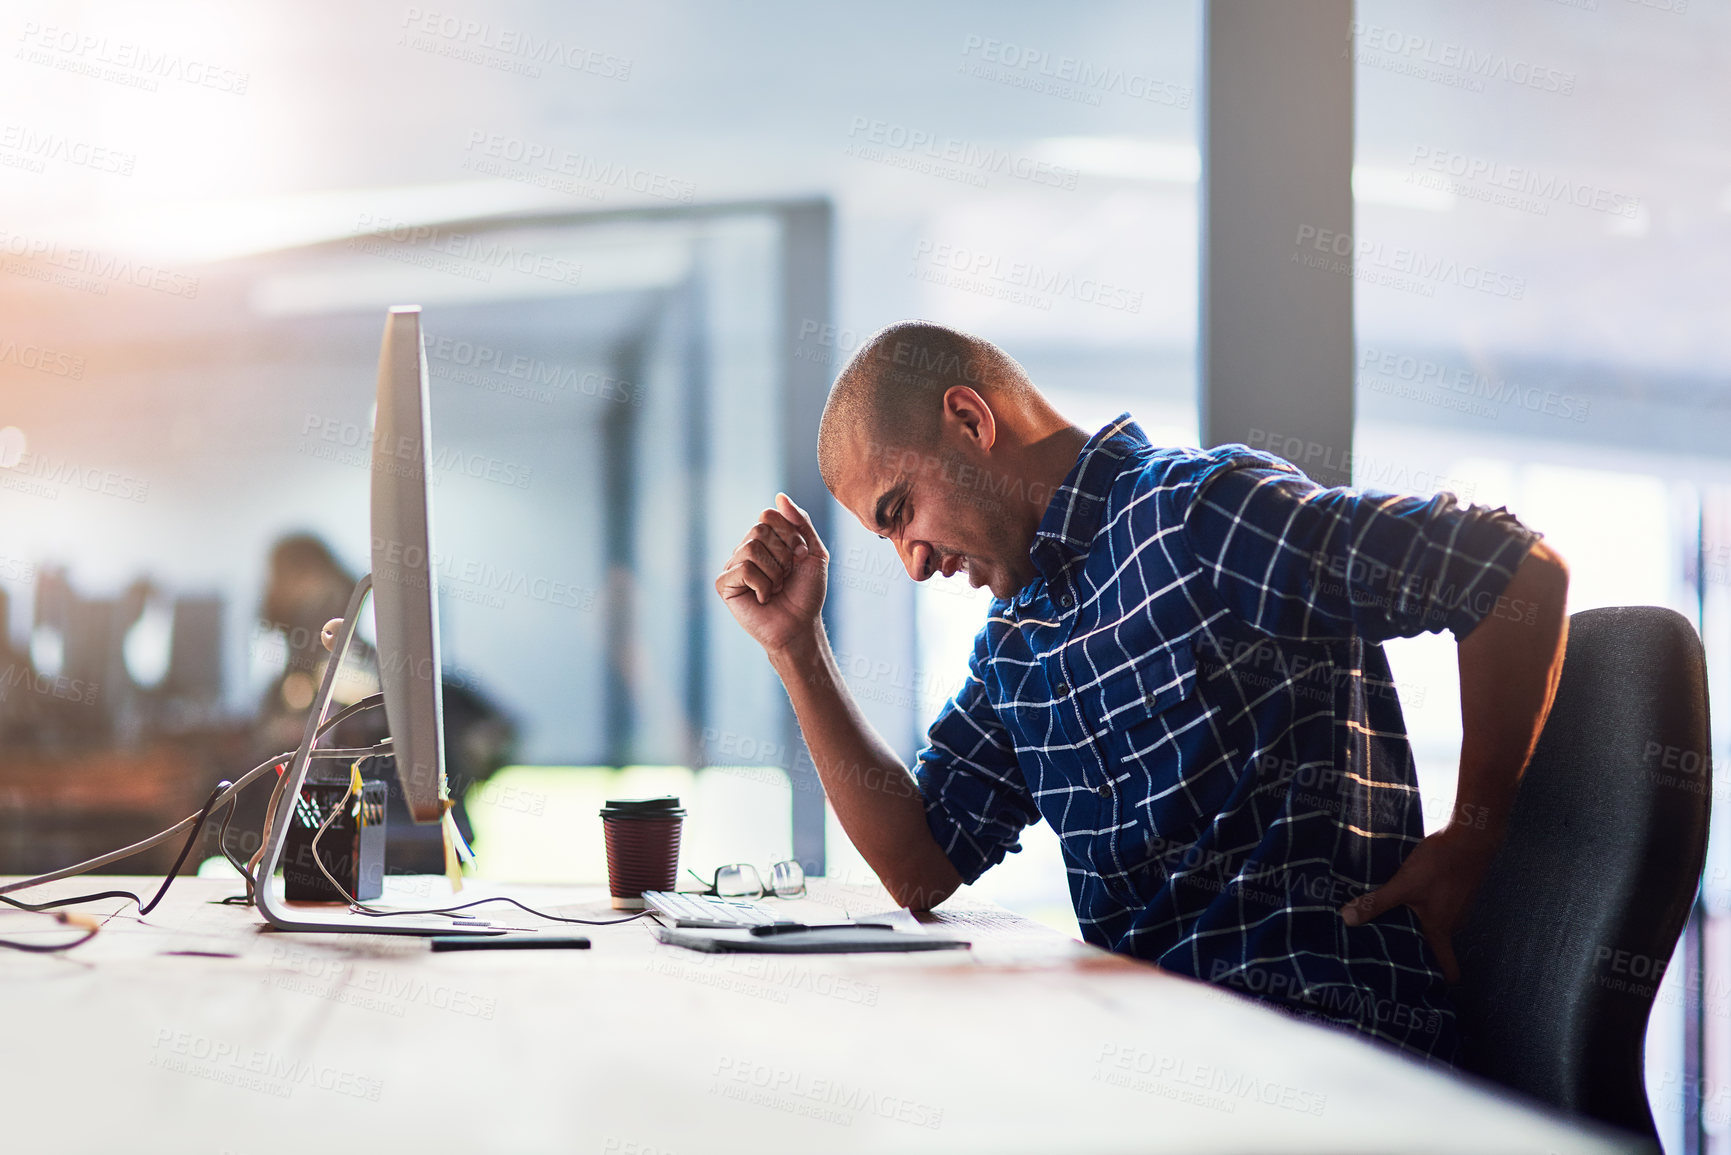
left=1453, top=606, right=1711, bottom=1141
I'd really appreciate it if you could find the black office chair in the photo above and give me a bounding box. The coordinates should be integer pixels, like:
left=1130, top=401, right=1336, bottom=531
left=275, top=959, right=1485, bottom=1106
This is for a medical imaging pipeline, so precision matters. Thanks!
left=1453, top=606, right=1711, bottom=1147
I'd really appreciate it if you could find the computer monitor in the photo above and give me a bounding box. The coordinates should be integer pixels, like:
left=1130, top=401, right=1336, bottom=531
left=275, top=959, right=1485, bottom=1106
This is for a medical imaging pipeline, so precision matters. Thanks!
left=370, top=305, right=446, bottom=826
left=253, top=306, right=494, bottom=936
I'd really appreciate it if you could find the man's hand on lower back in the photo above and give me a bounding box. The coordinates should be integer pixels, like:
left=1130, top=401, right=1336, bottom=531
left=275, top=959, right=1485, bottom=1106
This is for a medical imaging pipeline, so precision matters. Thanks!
left=1344, top=544, right=1568, bottom=985
left=1338, top=823, right=1502, bottom=984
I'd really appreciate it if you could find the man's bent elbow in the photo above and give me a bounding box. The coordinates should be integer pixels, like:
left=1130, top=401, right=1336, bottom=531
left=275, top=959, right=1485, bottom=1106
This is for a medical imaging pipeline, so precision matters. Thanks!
left=1524, top=541, right=1570, bottom=617
left=883, top=868, right=961, bottom=912
left=1529, top=539, right=1569, bottom=584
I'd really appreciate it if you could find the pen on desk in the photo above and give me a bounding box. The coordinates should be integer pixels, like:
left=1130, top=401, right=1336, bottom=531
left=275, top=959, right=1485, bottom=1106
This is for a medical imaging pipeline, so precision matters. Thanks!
left=748, top=922, right=894, bottom=937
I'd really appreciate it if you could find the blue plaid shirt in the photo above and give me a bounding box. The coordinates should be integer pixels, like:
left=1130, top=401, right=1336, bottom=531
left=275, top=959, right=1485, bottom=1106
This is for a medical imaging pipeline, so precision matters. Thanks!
left=915, top=415, right=1540, bottom=1060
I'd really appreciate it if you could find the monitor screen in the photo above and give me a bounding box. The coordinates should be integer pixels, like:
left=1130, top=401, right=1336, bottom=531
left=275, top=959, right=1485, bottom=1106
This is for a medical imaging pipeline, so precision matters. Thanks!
left=370, top=306, right=447, bottom=826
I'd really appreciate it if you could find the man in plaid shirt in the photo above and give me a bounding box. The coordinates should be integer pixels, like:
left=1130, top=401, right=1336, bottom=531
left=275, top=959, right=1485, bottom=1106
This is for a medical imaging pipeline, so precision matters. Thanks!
left=716, top=321, right=1570, bottom=1062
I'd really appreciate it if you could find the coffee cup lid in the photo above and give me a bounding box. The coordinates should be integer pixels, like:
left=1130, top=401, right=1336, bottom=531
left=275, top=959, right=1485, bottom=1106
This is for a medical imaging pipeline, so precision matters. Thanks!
left=600, top=796, right=686, bottom=820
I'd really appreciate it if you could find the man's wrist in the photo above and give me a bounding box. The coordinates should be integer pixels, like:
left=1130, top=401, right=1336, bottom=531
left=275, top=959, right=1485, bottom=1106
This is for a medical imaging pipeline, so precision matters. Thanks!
left=1439, top=808, right=1509, bottom=861
left=1444, top=798, right=1507, bottom=836
left=767, top=623, right=828, bottom=680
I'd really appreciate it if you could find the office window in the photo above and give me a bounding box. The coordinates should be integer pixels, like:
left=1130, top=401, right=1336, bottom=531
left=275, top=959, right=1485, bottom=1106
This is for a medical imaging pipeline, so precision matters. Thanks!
left=0, top=2, right=1201, bottom=916
left=1352, top=2, right=1730, bottom=1148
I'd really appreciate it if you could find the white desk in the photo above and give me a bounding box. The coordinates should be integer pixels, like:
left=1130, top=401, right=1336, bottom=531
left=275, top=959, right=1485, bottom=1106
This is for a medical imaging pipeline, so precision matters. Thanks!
left=1, top=875, right=1644, bottom=1154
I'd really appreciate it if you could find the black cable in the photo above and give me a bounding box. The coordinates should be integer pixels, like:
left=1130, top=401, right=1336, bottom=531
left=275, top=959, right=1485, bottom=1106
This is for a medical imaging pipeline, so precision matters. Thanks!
left=308, top=776, right=360, bottom=904
left=1, top=888, right=146, bottom=915
left=309, top=744, right=393, bottom=760
left=0, top=781, right=231, bottom=919
left=6, top=697, right=392, bottom=910
left=300, top=775, right=647, bottom=927
left=227, top=715, right=389, bottom=903
left=4, top=701, right=385, bottom=900
left=4, top=692, right=625, bottom=933
left=216, top=784, right=255, bottom=903
left=344, top=894, right=652, bottom=926
left=7, top=772, right=647, bottom=930
left=316, top=693, right=386, bottom=734
left=0, top=920, right=101, bottom=954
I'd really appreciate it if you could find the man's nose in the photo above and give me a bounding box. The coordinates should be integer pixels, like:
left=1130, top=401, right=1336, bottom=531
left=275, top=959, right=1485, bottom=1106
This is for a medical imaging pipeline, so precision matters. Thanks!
left=899, top=540, right=932, bottom=582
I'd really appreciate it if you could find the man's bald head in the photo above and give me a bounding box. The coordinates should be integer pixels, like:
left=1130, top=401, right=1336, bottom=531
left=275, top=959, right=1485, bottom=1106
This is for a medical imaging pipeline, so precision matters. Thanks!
left=816, top=321, right=1034, bottom=494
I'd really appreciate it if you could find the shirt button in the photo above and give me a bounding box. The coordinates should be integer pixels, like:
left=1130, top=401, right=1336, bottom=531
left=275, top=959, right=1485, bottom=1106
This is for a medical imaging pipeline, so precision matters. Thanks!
left=1097, top=783, right=1112, bottom=797
left=1054, top=681, right=1069, bottom=697
left=1143, top=691, right=1159, bottom=708
left=1060, top=594, right=1073, bottom=608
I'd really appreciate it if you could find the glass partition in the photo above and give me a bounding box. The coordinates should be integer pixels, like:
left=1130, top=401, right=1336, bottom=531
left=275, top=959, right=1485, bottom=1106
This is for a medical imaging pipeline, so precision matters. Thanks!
left=1352, top=2, right=1731, bottom=1147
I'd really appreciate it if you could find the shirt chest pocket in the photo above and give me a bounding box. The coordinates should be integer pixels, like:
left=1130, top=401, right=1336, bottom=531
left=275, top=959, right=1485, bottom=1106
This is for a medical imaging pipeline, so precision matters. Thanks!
left=1089, top=641, right=1198, bottom=747
left=1087, top=642, right=1236, bottom=813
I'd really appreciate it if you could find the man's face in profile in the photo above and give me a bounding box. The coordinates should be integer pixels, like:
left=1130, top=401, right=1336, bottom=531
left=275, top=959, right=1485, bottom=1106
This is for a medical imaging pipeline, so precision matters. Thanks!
left=830, top=423, right=1039, bottom=600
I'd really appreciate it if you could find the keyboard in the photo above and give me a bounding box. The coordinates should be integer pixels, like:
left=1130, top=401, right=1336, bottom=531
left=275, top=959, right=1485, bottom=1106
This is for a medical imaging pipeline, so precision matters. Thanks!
left=640, top=890, right=794, bottom=929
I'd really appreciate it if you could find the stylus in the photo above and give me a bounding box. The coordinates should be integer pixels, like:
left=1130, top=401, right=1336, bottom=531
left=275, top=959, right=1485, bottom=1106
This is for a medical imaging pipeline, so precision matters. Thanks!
left=748, top=922, right=894, bottom=937
left=430, top=934, right=591, bottom=951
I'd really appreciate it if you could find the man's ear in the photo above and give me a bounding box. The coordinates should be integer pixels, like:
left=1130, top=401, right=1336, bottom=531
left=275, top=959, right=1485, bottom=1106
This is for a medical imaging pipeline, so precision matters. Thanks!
left=942, top=386, right=996, bottom=452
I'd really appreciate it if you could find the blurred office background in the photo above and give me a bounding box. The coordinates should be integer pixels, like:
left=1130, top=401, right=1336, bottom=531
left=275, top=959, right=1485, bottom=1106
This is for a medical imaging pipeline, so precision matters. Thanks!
left=0, top=1, right=1726, bottom=1145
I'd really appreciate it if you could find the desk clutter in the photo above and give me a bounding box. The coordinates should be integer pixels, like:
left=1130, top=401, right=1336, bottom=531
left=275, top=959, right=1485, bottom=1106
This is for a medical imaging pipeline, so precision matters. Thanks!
left=610, top=796, right=970, bottom=953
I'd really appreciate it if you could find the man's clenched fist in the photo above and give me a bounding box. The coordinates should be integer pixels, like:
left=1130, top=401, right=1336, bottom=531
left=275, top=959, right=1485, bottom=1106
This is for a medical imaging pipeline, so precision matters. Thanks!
left=715, top=493, right=829, bottom=657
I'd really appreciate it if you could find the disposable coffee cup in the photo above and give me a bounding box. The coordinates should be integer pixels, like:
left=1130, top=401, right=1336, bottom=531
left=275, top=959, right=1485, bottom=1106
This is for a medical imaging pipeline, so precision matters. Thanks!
left=599, top=797, right=686, bottom=909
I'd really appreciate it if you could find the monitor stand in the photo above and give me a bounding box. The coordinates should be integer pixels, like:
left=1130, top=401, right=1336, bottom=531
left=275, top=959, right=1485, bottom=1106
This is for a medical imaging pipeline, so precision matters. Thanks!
left=253, top=575, right=502, bottom=937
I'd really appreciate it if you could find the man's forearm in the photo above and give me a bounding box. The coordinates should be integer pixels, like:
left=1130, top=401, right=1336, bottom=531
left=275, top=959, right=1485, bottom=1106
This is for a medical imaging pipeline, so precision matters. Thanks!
left=1452, top=542, right=1571, bottom=840
left=769, top=626, right=962, bottom=909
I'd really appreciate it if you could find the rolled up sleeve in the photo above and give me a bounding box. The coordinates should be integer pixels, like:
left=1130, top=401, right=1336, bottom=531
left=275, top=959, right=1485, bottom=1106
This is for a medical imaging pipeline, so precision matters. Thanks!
left=1186, top=465, right=1542, bottom=644
left=914, top=635, right=1040, bottom=885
